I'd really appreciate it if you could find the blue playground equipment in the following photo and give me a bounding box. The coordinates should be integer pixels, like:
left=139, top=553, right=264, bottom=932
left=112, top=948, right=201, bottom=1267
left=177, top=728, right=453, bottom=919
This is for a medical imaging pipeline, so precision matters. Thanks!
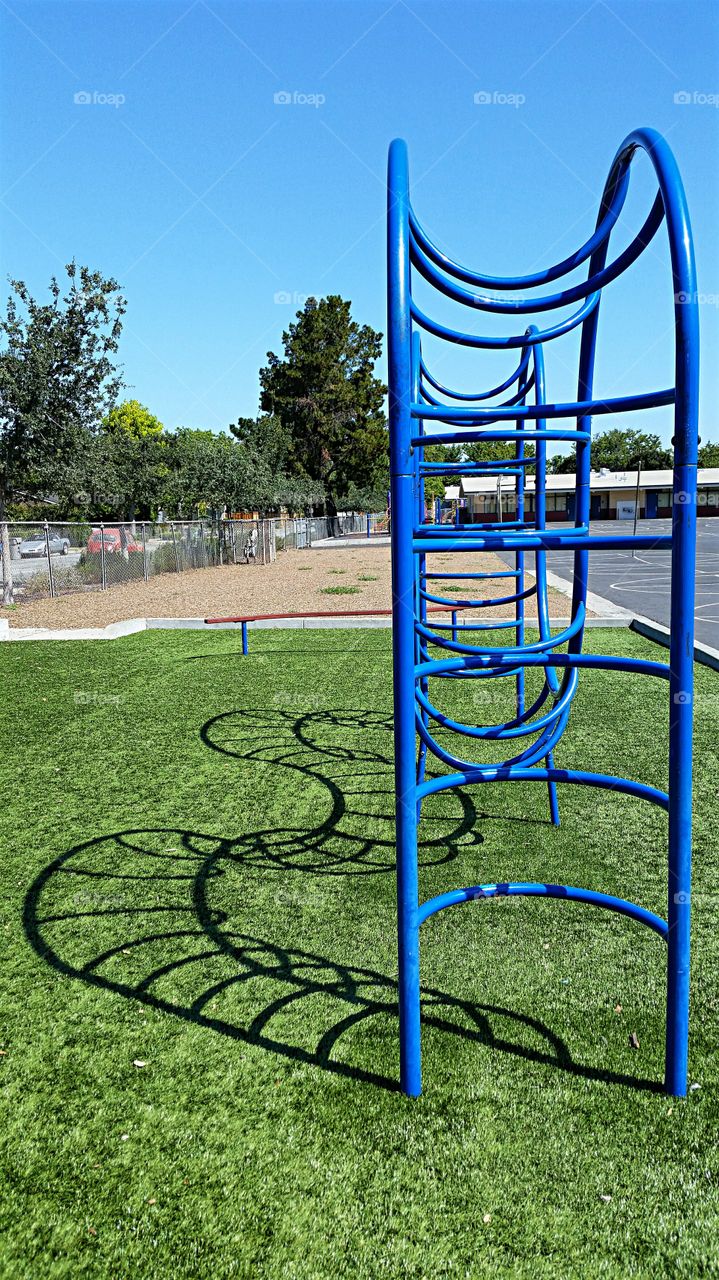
left=387, top=128, right=699, bottom=1098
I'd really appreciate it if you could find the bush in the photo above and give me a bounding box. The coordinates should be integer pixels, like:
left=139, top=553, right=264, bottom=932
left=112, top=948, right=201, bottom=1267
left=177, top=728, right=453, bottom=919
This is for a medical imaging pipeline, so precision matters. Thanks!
left=15, top=565, right=87, bottom=600
left=151, top=543, right=178, bottom=574
left=78, top=550, right=145, bottom=585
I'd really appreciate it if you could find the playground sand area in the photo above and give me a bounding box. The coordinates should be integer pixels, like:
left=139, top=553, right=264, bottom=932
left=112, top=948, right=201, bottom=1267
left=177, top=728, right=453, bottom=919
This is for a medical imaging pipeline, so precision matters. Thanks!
left=5, top=546, right=575, bottom=630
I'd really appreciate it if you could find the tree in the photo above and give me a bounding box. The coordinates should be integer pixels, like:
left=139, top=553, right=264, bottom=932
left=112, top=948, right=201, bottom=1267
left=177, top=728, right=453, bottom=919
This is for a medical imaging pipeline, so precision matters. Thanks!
left=258, top=296, right=387, bottom=532
left=104, top=398, right=163, bottom=439
left=463, top=439, right=535, bottom=466
left=698, top=440, right=719, bottom=468
left=0, top=262, right=125, bottom=601
left=100, top=399, right=166, bottom=527
left=550, top=427, right=672, bottom=475
left=422, top=443, right=462, bottom=505
left=228, top=412, right=291, bottom=507
left=163, top=430, right=255, bottom=517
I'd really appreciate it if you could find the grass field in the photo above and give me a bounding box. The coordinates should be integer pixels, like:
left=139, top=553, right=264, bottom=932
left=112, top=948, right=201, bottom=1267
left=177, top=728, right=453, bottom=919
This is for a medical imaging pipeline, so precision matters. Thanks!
left=0, top=627, right=717, bottom=1278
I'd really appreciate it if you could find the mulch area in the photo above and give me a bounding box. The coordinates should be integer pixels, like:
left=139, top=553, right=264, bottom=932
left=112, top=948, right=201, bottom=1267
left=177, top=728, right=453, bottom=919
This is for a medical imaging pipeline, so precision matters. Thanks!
left=4, top=545, right=572, bottom=630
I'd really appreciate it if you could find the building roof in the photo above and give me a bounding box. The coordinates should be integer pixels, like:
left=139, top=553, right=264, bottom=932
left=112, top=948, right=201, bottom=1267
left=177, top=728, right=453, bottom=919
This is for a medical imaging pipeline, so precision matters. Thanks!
left=456, top=467, right=719, bottom=496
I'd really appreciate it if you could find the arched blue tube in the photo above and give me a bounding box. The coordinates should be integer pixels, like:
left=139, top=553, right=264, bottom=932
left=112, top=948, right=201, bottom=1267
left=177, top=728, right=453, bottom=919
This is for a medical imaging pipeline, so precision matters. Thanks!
left=409, top=193, right=664, bottom=314
left=387, top=129, right=698, bottom=1101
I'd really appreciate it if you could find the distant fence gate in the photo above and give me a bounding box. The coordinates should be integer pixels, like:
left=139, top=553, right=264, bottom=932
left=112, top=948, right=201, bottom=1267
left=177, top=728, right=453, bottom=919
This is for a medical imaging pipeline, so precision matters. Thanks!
left=1, top=513, right=380, bottom=603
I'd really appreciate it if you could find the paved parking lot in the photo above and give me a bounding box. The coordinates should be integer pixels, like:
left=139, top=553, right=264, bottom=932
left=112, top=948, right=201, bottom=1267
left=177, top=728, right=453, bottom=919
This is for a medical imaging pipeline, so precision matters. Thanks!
left=502, top=518, right=719, bottom=650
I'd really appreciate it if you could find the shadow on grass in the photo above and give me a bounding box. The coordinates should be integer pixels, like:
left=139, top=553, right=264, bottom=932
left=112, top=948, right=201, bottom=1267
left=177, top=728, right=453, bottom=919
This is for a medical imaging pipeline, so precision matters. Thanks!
left=198, top=706, right=483, bottom=875
left=22, top=709, right=662, bottom=1095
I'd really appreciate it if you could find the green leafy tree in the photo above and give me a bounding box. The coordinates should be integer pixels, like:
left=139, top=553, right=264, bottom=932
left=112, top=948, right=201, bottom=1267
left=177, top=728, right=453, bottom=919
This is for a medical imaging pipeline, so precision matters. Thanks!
left=229, top=413, right=290, bottom=478
left=163, top=430, right=256, bottom=517
left=423, top=443, right=462, bottom=505
left=698, top=440, right=719, bottom=468
left=463, top=439, right=535, bottom=465
left=551, top=427, right=672, bottom=475
left=258, top=296, right=387, bottom=531
left=0, top=262, right=125, bottom=601
left=104, top=398, right=163, bottom=439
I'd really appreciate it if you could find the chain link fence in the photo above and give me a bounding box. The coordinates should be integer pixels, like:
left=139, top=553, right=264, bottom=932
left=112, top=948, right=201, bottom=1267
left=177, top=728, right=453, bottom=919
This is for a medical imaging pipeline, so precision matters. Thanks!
left=1, top=513, right=377, bottom=602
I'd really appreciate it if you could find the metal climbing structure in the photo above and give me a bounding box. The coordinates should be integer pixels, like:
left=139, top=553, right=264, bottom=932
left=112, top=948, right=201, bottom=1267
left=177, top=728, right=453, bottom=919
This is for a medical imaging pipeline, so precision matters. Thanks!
left=386, top=129, right=699, bottom=1098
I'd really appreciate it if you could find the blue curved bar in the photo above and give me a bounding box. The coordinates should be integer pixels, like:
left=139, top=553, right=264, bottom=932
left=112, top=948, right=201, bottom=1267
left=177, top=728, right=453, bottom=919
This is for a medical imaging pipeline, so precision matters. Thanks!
left=416, top=652, right=671, bottom=682
left=410, top=291, right=600, bottom=349
left=420, top=349, right=531, bottom=400
left=407, top=164, right=631, bottom=290
left=387, top=129, right=698, bottom=1100
left=410, top=387, right=674, bottom=422
left=416, top=766, right=669, bottom=811
left=410, top=194, right=664, bottom=314
left=418, top=882, right=668, bottom=939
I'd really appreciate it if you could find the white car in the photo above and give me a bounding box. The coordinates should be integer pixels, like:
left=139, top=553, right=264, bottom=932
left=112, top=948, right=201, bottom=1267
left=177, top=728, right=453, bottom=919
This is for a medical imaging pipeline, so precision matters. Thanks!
left=19, top=531, right=71, bottom=558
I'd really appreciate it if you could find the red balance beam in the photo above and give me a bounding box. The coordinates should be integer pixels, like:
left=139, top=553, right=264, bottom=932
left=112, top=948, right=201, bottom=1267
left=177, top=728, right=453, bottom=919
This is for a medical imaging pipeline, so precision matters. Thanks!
left=204, top=606, right=453, bottom=624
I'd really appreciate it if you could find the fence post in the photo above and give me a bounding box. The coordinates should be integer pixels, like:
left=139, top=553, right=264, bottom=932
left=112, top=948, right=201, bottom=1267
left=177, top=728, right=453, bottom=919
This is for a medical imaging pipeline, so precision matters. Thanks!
left=0, top=522, right=13, bottom=606
left=218, top=518, right=223, bottom=567
left=141, top=522, right=149, bottom=581
left=43, top=521, right=56, bottom=598
left=170, top=521, right=180, bottom=572
left=99, top=522, right=107, bottom=590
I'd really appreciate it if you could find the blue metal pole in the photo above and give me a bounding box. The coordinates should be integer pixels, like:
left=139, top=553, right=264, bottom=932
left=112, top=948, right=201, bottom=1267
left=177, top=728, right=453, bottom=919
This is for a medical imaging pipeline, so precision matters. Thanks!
left=241, top=621, right=248, bottom=656
left=639, top=130, right=699, bottom=1098
left=388, top=139, right=421, bottom=1097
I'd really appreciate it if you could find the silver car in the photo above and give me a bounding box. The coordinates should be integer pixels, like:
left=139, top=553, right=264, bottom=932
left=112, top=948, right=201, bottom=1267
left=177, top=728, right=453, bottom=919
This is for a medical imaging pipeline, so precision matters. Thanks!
left=19, top=530, right=71, bottom=558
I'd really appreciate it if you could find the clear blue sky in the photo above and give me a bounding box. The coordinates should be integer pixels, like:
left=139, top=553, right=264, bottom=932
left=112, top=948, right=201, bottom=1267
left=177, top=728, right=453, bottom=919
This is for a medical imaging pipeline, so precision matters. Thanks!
left=2, top=0, right=718, bottom=451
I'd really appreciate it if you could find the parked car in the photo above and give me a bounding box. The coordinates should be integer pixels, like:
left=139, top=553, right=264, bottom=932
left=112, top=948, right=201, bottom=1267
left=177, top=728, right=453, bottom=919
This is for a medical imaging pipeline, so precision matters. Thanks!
left=19, top=530, right=70, bottom=558
left=86, top=528, right=143, bottom=554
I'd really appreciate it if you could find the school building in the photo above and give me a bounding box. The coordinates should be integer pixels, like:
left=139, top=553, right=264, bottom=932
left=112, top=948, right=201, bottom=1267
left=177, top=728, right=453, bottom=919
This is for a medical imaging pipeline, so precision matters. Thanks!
left=444, top=468, right=719, bottom=523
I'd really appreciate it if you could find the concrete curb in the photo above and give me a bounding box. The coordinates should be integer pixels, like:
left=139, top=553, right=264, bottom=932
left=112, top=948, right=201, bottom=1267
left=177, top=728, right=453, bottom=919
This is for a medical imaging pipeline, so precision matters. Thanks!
left=310, top=537, right=391, bottom=549
left=3, top=612, right=634, bottom=641
left=630, top=615, right=719, bottom=674
left=7, top=618, right=147, bottom=642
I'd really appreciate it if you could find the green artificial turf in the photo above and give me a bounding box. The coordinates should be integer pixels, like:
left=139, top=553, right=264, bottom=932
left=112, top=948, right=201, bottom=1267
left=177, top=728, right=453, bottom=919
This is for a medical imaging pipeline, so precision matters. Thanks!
left=0, top=626, right=717, bottom=1278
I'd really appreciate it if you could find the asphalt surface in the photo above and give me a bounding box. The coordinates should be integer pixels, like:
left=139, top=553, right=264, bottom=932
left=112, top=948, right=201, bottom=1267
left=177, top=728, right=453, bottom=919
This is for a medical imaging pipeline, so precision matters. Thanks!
left=501, top=518, right=719, bottom=650
left=7, top=550, right=83, bottom=581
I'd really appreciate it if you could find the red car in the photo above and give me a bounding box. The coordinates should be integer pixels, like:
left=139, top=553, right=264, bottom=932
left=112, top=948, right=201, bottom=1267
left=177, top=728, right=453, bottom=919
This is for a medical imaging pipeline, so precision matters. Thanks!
left=87, top=528, right=143, bottom=554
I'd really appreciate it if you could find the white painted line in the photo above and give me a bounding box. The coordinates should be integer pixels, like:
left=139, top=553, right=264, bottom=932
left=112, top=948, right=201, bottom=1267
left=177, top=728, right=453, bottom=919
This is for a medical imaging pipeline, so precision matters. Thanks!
left=544, top=569, right=633, bottom=621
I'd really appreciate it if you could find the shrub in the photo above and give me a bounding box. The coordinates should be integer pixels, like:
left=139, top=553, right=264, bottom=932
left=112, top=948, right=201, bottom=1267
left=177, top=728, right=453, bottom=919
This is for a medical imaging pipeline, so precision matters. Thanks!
left=151, top=543, right=178, bottom=574
left=319, top=585, right=361, bottom=595
left=78, top=550, right=145, bottom=585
